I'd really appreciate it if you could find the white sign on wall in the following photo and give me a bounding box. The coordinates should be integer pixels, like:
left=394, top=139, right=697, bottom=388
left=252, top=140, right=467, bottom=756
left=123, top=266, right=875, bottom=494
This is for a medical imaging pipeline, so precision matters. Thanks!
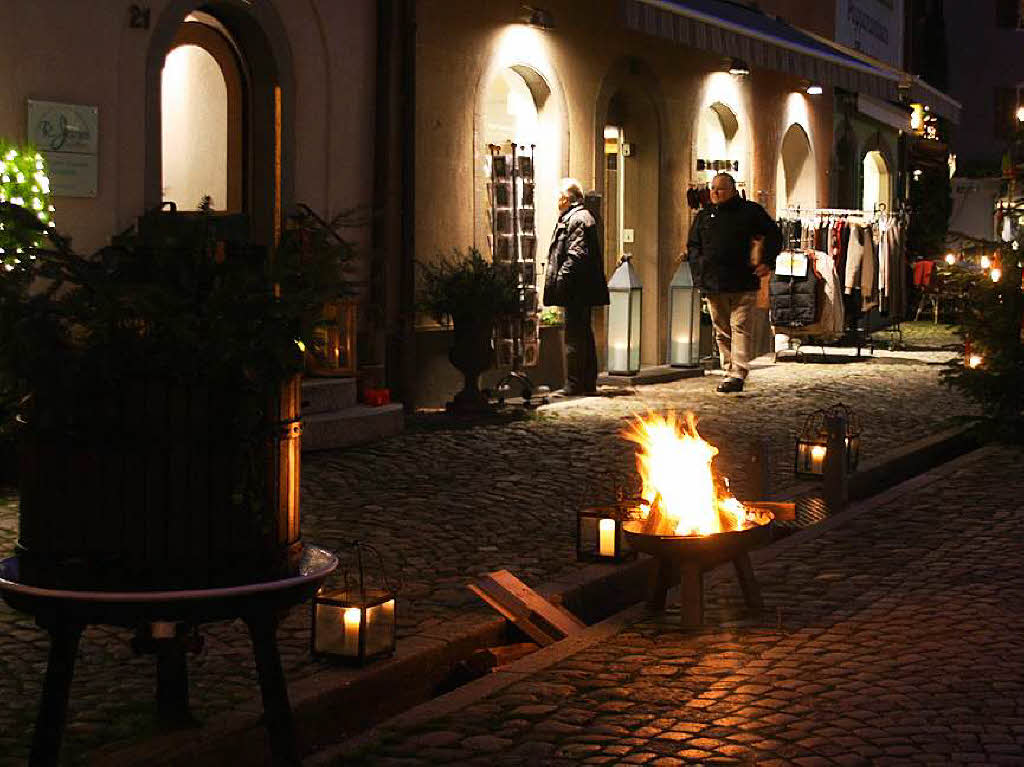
left=26, top=100, right=99, bottom=198
left=836, top=0, right=904, bottom=70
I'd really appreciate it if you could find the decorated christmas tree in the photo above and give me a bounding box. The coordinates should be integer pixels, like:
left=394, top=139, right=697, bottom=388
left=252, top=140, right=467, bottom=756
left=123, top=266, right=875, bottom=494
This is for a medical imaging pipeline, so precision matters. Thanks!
left=941, top=231, right=1024, bottom=437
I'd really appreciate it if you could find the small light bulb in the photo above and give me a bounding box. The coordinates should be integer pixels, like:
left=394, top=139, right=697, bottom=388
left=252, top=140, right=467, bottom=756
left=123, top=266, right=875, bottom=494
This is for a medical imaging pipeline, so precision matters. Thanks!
left=991, top=268, right=1002, bottom=282
left=981, top=255, right=991, bottom=269
left=945, top=254, right=956, bottom=265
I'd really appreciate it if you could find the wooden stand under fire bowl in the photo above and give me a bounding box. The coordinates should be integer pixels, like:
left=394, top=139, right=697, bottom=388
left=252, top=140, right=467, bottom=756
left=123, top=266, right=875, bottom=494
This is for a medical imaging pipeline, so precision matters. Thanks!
left=623, top=519, right=773, bottom=629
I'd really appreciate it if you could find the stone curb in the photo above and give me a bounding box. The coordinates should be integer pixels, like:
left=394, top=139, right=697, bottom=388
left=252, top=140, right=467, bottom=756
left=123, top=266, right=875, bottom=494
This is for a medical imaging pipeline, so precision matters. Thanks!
left=92, top=423, right=982, bottom=766
left=307, top=443, right=998, bottom=765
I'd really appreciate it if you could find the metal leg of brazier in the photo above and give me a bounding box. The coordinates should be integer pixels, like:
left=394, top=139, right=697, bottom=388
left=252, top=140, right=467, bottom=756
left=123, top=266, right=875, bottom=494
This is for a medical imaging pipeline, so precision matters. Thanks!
left=732, top=552, right=764, bottom=611
left=679, top=561, right=704, bottom=629
left=30, top=621, right=82, bottom=767
left=246, top=612, right=301, bottom=767
left=648, top=558, right=675, bottom=611
left=155, top=628, right=192, bottom=726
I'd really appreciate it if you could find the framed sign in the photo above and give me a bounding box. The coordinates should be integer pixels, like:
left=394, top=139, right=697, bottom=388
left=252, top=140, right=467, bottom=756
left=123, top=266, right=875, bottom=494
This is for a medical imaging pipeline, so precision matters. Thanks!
left=27, top=100, right=99, bottom=197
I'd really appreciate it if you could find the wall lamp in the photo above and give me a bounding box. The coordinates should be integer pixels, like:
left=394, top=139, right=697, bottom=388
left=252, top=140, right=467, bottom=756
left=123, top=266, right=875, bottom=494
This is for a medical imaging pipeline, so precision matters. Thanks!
left=728, top=58, right=750, bottom=76
left=806, top=84, right=823, bottom=95
left=521, top=5, right=555, bottom=29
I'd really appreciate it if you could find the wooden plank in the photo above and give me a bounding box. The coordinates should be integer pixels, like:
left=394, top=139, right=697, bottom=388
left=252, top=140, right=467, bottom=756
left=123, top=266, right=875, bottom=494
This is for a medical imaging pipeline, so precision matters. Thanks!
left=467, top=570, right=585, bottom=647
left=747, top=502, right=796, bottom=522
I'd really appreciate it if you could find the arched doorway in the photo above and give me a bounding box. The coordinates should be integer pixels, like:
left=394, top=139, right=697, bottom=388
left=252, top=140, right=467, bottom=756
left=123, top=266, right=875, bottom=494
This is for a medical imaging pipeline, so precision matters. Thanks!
left=776, top=123, right=816, bottom=215
left=161, top=15, right=243, bottom=212
left=601, top=88, right=661, bottom=368
left=862, top=149, right=891, bottom=212
left=147, top=1, right=294, bottom=246
left=695, top=102, right=741, bottom=183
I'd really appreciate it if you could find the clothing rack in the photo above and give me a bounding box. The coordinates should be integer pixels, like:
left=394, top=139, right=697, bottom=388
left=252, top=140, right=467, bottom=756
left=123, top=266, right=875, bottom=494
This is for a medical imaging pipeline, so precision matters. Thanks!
left=775, top=204, right=911, bottom=359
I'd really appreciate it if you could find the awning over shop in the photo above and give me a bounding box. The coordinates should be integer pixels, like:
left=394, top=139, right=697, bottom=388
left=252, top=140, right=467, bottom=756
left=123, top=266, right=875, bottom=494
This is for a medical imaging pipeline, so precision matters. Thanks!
left=623, top=0, right=903, bottom=102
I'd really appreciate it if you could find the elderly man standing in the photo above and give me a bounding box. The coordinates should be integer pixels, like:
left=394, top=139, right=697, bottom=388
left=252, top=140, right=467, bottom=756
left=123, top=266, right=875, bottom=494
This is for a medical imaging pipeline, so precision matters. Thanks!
left=543, top=179, right=610, bottom=395
left=686, top=172, right=782, bottom=393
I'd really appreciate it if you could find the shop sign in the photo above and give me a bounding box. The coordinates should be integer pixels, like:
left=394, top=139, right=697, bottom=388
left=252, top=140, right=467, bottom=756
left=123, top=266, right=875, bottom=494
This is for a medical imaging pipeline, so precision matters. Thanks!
left=26, top=100, right=99, bottom=198
left=835, top=0, right=904, bottom=70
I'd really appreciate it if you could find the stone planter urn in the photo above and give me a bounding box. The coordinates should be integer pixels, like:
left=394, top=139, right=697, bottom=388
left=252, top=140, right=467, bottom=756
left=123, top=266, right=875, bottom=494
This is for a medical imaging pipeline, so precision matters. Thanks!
left=447, top=317, right=496, bottom=413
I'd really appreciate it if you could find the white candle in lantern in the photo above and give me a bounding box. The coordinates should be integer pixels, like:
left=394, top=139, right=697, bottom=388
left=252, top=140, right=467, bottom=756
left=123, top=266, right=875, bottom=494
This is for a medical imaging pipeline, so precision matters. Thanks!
left=810, top=445, right=827, bottom=473
left=598, top=518, right=616, bottom=557
left=343, top=607, right=361, bottom=655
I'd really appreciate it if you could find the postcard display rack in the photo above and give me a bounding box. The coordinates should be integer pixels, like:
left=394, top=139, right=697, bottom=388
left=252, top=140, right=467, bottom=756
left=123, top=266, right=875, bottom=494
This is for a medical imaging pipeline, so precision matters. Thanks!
left=487, top=142, right=547, bottom=404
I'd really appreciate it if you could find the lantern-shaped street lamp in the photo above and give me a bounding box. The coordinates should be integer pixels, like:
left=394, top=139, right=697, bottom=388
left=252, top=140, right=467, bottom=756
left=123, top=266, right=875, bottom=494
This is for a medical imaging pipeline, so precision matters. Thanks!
left=794, top=403, right=862, bottom=477
left=576, top=503, right=637, bottom=563
left=607, top=255, right=642, bottom=375
left=312, top=542, right=398, bottom=665
left=309, top=299, right=357, bottom=377
left=667, top=260, right=701, bottom=367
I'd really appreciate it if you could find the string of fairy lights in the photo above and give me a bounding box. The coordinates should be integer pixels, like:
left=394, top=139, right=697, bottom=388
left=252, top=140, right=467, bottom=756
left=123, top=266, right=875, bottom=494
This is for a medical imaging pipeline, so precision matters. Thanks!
left=0, top=145, right=56, bottom=271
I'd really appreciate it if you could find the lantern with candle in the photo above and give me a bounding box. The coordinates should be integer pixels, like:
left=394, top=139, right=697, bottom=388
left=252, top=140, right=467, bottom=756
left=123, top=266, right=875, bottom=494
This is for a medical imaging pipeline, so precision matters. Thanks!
left=666, top=260, right=701, bottom=367
left=606, top=255, right=643, bottom=375
left=794, top=404, right=862, bottom=477
left=312, top=541, right=398, bottom=664
left=576, top=498, right=639, bottom=563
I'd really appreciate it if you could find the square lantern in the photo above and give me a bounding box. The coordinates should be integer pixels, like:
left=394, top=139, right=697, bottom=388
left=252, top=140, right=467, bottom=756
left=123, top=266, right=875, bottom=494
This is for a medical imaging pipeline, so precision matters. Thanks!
left=607, top=255, right=642, bottom=375
left=312, top=587, right=396, bottom=664
left=312, top=541, right=398, bottom=665
left=310, top=299, right=357, bottom=376
left=576, top=505, right=634, bottom=562
left=667, top=260, right=702, bottom=367
left=794, top=404, right=861, bottom=478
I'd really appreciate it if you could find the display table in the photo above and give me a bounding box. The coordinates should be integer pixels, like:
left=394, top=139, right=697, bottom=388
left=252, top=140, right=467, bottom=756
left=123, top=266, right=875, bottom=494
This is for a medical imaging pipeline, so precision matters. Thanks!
left=0, top=545, right=338, bottom=767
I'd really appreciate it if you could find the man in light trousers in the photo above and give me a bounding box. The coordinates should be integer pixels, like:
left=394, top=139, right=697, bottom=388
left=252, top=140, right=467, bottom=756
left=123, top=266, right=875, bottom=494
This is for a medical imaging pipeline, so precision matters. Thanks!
left=686, top=173, right=782, bottom=392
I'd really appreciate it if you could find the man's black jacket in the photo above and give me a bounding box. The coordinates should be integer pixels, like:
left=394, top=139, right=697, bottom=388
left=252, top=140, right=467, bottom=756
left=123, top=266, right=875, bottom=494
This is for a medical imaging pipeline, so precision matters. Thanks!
left=686, top=195, right=782, bottom=294
left=543, top=203, right=611, bottom=308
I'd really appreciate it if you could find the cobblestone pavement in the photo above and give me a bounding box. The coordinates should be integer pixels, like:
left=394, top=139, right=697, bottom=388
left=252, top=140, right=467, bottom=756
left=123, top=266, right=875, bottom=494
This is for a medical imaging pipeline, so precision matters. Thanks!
left=338, top=445, right=1024, bottom=766
left=0, top=356, right=977, bottom=763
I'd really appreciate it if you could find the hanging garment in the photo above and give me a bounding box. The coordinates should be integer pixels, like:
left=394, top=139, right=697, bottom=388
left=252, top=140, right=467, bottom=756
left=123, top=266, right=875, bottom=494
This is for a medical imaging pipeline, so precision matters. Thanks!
left=878, top=218, right=890, bottom=313
left=844, top=223, right=878, bottom=311
left=912, top=259, right=935, bottom=287
left=785, top=250, right=844, bottom=337
left=769, top=251, right=820, bottom=328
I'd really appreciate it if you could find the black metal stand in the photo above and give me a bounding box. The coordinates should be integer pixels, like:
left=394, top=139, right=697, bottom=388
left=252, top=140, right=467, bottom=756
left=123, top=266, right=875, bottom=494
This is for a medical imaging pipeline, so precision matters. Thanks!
left=0, top=546, right=337, bottom=767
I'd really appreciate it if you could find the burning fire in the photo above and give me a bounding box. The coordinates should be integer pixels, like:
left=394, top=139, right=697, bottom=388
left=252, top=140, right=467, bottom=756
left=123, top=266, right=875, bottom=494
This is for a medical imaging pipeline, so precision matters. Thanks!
left=623, top=412, right=760, bottom=537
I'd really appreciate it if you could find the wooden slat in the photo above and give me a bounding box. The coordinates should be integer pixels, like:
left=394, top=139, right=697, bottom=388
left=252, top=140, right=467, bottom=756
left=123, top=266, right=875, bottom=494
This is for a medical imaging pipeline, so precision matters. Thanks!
left=468, top=570, right=584, bottom=647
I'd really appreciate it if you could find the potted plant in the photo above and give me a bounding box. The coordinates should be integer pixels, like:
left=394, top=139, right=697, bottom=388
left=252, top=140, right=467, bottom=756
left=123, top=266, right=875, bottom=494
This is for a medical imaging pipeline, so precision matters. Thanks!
left=418, top=247, right=517, bottom=412
left=0, top=198, right=355, bottom=590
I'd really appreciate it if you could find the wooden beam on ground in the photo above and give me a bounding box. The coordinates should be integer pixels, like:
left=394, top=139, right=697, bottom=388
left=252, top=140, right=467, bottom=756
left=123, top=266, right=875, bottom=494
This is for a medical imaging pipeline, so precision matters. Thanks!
left=467, top=570, right=585, bottom=646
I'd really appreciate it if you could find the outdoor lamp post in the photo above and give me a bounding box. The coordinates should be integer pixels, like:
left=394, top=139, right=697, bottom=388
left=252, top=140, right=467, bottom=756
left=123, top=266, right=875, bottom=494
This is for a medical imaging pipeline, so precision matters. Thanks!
left=312, top=542, right=397, bottom=664
left=667, top=260, right=701, bottom=367
left=607, top=255, right=642, bottom=375
left=795, top=403, right=861, bottom=477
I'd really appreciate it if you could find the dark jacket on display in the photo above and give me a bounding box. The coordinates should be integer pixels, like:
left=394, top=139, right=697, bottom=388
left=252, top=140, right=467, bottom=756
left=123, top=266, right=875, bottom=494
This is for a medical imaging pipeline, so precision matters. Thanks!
left=543, top=203, right=611, bottom=308
left=686, top=195, right=782, bottom=294
left=769, top=268, right=820, bottom=327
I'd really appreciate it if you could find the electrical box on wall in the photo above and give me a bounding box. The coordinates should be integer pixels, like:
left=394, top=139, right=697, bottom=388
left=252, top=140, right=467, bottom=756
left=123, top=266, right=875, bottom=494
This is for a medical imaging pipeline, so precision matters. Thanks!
left=622, top=143, right=633, bottom=157
left=623, top=229, right=635, bottom=243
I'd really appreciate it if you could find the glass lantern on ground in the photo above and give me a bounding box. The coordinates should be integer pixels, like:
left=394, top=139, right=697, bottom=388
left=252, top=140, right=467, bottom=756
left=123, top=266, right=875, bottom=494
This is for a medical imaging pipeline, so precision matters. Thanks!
left=607, top=255, right=642, bottom=375
left=667, top=260, right=701, bottom=367
left=794, top=403, right=862, bottom=478
left=310, top=298, right=357, bottom=376
left=576, top=502, right=637, bottom=563
left=312, top=541, right=398, bottom=665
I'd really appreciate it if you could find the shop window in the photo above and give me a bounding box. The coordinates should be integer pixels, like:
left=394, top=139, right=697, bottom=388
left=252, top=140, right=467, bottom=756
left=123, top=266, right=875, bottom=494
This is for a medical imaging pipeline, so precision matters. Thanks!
left=862, top=150, right=891, bottom=213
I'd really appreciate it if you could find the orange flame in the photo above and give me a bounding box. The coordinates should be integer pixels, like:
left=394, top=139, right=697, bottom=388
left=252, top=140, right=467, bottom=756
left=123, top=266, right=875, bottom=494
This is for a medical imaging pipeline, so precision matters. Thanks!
left=623, top=412, right=754, bottom=536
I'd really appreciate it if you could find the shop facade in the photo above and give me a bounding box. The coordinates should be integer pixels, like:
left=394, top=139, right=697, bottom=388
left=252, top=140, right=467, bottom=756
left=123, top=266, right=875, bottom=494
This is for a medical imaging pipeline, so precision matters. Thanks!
left=410, top=0, right=907, bottom=407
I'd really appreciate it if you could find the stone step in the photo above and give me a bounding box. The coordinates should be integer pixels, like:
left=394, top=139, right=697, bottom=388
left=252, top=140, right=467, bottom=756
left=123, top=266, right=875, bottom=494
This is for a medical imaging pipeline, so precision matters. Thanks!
left=301, top=403, right=404, bottom=451
left=301, top=377, right=357, bottom=414
left=597, top=365, right=704, bottom=386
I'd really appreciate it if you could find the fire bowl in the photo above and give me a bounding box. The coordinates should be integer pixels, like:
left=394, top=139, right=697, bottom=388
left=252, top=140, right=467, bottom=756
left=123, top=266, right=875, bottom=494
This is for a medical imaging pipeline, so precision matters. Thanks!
left=622, top=519, right=772, bottom=568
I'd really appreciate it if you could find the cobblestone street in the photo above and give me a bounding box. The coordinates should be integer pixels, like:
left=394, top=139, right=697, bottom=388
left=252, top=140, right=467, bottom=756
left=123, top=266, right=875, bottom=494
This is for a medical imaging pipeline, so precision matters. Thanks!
left=0, top=356, right=978, bottom=763
left=335, top=444, right=1024, bottom=766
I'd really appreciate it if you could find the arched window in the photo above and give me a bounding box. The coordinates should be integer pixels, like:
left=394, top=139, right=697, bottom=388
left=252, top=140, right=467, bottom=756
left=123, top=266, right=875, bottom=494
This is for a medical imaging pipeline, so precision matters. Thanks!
left=161, top=17, right=244, bottom=212
left=862, top=150, right=891, bottom=212
left=776, top=123, right=815, bottom=215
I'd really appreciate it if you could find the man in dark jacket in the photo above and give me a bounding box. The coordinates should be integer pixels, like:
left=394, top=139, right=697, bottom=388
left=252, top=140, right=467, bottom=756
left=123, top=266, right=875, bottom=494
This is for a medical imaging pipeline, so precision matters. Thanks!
left=543, top=179, right=610, bottom=395
left=686, top=173, right=782, bottom=393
